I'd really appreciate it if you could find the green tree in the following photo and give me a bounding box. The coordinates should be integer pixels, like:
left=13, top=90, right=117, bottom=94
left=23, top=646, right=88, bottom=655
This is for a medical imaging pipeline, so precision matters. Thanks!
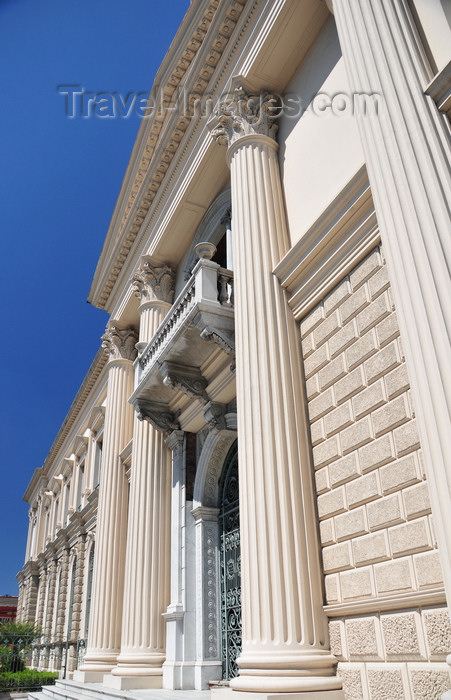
left=0, top=621, right=42, bottom=672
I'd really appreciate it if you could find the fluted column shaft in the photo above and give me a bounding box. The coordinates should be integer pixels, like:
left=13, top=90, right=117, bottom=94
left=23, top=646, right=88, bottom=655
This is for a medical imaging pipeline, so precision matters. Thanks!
left=108, top=262, right=174, bottom=689
left=332, top=0, right=451, bottom=607
left=209, top=91, right=342, bottom=696
left=77, top=327, right=136, bottom=680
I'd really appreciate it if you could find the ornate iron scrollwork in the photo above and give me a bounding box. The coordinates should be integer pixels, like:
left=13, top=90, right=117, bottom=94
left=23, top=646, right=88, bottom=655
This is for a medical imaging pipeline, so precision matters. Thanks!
left=219, top=442, right=241, bottom=680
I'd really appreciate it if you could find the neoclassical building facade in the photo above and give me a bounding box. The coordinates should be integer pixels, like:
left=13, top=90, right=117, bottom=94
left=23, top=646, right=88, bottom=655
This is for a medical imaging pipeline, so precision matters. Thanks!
left=18, top=1, right=451, bottom=698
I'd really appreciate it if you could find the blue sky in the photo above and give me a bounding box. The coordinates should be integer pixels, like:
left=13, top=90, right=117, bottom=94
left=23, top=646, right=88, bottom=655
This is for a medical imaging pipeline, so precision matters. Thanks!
left=0, top=0, right=190, bottom=595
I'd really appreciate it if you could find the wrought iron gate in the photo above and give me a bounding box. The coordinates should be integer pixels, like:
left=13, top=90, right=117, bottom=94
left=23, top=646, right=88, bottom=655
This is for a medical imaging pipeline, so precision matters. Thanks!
left=219, top=443, right=241, bottom=680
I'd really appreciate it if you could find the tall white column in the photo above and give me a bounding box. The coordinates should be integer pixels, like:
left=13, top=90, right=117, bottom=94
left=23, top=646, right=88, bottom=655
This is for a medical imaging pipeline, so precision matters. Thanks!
left=107, top=261, right=174, bottom=689
left=331, top=1, right=451, bottom=691
left=209, top=88, right=343, bottom=698
left=75, top=326, right=136, bottom=682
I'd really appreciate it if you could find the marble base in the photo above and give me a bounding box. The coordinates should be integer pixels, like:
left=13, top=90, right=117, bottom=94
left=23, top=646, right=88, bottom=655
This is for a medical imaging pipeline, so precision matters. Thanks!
left=211, top=690, right=345, bottom=700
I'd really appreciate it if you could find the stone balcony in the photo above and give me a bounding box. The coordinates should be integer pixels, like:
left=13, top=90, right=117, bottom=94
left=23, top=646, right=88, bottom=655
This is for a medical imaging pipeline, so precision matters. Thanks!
left=131, top=254, right=235, bottom=433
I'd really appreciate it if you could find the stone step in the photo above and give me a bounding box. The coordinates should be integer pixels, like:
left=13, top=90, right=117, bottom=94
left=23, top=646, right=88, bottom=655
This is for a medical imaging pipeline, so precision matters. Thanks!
left=36, top=681, right=210, bottom=700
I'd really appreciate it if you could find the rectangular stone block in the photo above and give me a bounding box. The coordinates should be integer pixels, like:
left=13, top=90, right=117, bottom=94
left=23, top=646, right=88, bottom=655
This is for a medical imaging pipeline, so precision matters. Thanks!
left=308, top=386, right=334, bottom=421
left=371, top=394, right=410, bottom=437
left=380, top=453, right=419, bottom=494
left=325, top=573, right=340, bottom=603
left=410, top=668, right=451, bottom=699
left=353, top=379, right=386, bottom=420
left=329, top=452, right=360, bottom=487
left=317, top=486, right=346, bottom=519
left=381, top=612, right=423, bottom=658
left=349, top=247, right=382, bottom=290
left=328, top=620, right=343, bottom=658
left=353, top=531, right=389, bottom=566
left=310, top=418, right=324, bottom=446
left=339, top=283, right=370, bottom=325
left=313, top=435, right=341, bottom=469
left=324, top=278, right=352, bottom=316
left=359, top=433, right=394, bottom=473
left=345, top=616, right=380, bottom=657
left=367, top=493, right=403, bottom=530
left=300, top=303, right=324, bottom=338
left=318, top=354, right=347, bottom=391
left=346, top=471, right=380, bottom=508
left=393, top=419, right=420, bottom=456
left=324, top=402, right=353, bottom=437
left=341, top=417, right=373, bottom=455
left=375, top=558, right=414, bottom=594
left=364, top=340, right=400, bottom=384
left=305, top=374, right=320, bottom=400
left=335, top=507, right=368, bottom=542
left=389, top=518, right=431, bottom=557
left=368, top=264, right=390, bottom=299
left=403, top=482, right=431, bottom=520
left=304, top=341, right=329, bottom=378
left=413, top=551, right=444, bottom=588
left=356, top=291, right=391, bottom=335
left=301, top=331, right=315, bottom=358
left=315, top=466, right=330, bottom=495
left=376, top=310, right=399, bottom=347
left=320, top=518, right=335, bottom=546
left=368, top=668, right=406, bottom=699
left=340, top=567, right=374, bottom=600
left=329, top=319, right=358, bottom=359
left=313, top=310, right=341, bottom=347
left=322, top=541, right=353, bottom=572
left=384, top=363, right=410, bottom=400
left=335, top=366, right=366, bottom=405
left=346, top=329, right=378, bottom=371
left=423, top=608, right=451, bottom=658
left=337, top=668, right=364, bottom=700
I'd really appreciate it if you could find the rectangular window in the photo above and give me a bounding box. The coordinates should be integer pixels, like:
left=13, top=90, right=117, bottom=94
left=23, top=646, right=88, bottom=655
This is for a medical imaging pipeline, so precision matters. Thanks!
left=93, top=441, right=102, bottom=489
left=76, top=464, right=85, bottom=511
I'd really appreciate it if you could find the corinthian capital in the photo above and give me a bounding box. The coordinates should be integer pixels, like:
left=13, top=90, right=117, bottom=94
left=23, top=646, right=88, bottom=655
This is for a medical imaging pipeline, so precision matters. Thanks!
left=101, top=325, right=138, bottom=362
left=132, top=258, right=175, bottom=305
left=208, top=83, right=280, bottom=148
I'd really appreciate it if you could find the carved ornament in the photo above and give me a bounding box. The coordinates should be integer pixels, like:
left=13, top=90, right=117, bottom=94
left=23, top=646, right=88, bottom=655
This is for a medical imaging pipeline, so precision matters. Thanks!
left=132, top=259, right=175, bottom=305
left=208, top=84, right=280, bottom=149
left=101, top=325, right=138, bottom=362
left=160, top=361, right=209, bottom=404
left=200, top=325, right=235, bottom=355
left=134, top=398, right=180, bottom=434
left=204, top=401, right=227, bottom=432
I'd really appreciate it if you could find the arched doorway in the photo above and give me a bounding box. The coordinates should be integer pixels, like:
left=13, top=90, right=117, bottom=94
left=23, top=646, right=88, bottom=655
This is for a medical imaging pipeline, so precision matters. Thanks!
left=218, top=441, right=241, bottom=680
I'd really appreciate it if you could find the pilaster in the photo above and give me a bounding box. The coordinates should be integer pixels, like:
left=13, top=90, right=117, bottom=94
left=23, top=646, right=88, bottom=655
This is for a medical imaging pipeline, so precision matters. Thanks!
left=208, top=84, right=343, bottom=696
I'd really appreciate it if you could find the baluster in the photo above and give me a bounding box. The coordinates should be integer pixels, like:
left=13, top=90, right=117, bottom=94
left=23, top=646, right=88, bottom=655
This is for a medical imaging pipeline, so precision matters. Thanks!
left=218, top=273, right=229, bottom=305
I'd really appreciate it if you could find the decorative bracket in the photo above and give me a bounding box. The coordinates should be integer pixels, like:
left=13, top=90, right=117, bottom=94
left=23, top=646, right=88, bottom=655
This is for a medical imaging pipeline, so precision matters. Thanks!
left=200, top=325, right=235, bottom=355
left=203, top=401, right=227, bottom=432
left=134, top=398, right=180, bottom=434
left=159, top=361, right=209, bottom=404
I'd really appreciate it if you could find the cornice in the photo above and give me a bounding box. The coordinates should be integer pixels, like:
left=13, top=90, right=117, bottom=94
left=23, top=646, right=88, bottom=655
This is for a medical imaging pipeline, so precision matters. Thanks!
left=23, top=348, right=108, bottom=504
left=89, top=0, right=247, bottom=311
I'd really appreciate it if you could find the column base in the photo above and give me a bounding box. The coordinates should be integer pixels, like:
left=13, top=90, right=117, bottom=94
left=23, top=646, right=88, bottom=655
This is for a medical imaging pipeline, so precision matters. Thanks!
left=73, top=669, right=107, bottom=683
left=103, top=672, right=162, bottom=690
left=211, top=690, right=344, bottom=700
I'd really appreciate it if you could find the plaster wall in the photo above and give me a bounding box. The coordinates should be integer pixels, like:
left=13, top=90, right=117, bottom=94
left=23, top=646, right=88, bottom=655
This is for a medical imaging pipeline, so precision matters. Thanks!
left=278, top=17, right=364, bottom=247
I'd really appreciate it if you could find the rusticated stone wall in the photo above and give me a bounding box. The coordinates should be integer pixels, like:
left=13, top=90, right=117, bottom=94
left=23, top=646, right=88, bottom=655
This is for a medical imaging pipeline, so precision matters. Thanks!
left=300, top=245, right=451, bottom=698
